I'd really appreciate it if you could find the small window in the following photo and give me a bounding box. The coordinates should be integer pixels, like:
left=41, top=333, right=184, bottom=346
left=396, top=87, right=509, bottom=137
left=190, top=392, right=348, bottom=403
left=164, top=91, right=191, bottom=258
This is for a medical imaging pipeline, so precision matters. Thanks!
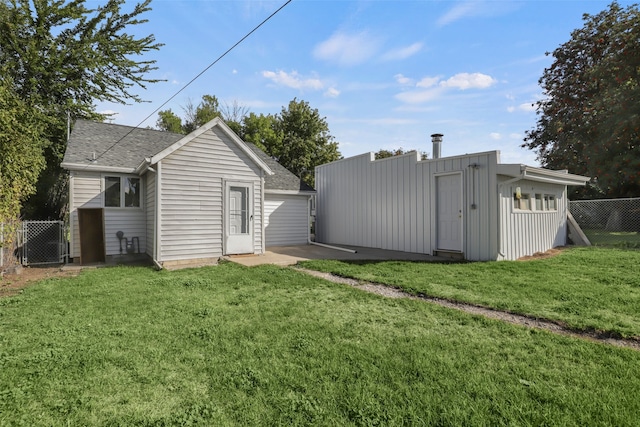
left=124, top=178, right=140, bottom=207
left=105, top=176, right=141, bottom=208
left=105, top=177, right=121, bottom=207
left=544, top=194, right=556, bottom=211
left=513, top=193, right=530, bottom=210
left=535, top=194, right=543, bottom=211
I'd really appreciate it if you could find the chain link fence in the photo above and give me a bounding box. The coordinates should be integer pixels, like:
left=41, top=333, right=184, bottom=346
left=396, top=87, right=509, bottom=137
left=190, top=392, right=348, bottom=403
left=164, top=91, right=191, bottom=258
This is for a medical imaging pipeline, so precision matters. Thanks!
left=1, top=221, right=68, bottom=270
left=20, top=221, right=67, bottom=266
left=569, top=197, right=640, bottom=248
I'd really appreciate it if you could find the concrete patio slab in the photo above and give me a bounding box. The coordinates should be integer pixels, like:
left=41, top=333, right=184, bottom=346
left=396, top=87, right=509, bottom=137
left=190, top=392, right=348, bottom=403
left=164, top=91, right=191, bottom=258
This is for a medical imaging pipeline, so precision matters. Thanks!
left=224, top=244, right=444, bottom=267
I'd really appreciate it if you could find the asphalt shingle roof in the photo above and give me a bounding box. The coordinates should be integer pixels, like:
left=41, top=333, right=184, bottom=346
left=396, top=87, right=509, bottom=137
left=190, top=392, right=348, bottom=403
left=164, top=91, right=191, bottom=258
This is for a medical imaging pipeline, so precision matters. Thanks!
left=63, top=119, right=314, bottom=192
left=245, top=142, right=315, bottom=192
left=63, top=119, right=182, bottom=170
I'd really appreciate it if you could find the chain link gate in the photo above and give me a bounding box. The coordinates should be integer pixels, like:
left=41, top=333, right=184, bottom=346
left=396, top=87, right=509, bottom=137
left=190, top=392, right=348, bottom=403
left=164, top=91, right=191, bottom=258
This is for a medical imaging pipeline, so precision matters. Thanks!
left=20, top=221, right=68, bottom=266
left=569, top=198, right=640, bottom=247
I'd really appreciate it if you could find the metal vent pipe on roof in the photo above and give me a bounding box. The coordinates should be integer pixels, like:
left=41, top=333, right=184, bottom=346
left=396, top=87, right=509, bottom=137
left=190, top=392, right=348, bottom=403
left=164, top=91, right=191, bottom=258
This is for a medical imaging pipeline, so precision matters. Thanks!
left=431, top=133, right=443, bottom=159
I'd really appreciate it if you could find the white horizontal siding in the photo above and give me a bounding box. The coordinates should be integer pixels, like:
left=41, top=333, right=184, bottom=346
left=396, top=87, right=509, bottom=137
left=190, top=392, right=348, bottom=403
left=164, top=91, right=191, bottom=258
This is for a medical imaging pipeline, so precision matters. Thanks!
left=159, top=127, right=263, bottom=261
left=265, top=194, right=308, bottom=246
left=104, top=208, right=146, bottom=256
left=69, top=171, right=102, bottom=258
left=69, top=170, right=146, bottom=259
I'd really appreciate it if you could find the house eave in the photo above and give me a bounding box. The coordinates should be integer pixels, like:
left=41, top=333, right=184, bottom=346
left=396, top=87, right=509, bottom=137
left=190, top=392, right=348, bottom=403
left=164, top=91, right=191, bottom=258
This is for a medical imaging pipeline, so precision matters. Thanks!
left=61, top=162, right=136, bottom=174
left=265, top=189, right=316, bottom=196
left=148, top=117, right=274, bottom=176
left=497, top=164, right=589, bottom=186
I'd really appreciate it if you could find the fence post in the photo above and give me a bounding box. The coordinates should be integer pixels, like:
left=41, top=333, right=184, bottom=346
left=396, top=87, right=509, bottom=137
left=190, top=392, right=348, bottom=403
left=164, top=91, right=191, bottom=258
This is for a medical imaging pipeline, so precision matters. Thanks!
left=1, top=223, right=4, bottom=269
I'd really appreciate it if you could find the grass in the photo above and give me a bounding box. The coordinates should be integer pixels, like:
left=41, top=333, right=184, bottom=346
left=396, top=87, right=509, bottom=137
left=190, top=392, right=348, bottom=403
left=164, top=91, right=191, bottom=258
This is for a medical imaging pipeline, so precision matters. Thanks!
left=583, top=229, right=640, bottom=248
left=1, top=261, right=639, bottom=425
left=300, top=247, right=640, bottom=339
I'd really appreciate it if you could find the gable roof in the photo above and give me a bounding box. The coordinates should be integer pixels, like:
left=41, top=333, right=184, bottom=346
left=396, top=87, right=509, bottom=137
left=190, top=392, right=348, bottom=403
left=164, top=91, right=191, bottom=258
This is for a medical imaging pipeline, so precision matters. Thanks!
left=141, top=117, right=271, bottom=175
left=61, top=119, right=314, bottom=192
left=62, top=118, right=271, bottom=176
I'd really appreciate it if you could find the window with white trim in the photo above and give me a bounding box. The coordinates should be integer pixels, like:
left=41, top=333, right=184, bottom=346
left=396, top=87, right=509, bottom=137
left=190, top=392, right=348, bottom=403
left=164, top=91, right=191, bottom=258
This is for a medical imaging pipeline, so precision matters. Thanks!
left=105, top=176, right=140, bottom=208
left=514, top=191, right=557, bottom=212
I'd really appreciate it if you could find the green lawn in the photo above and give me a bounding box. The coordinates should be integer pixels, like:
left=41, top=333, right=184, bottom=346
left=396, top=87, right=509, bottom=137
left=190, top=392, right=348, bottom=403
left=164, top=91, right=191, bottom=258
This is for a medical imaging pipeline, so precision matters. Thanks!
left=1, top=261, right=640, bottom=425
left=583, top=229, right=640, bottom=248
left=300, top=247, right=640, bottom=339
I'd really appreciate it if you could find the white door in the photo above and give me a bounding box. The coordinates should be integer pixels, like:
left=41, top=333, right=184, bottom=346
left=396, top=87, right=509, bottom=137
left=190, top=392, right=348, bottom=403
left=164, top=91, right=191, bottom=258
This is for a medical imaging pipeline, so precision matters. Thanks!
left=225, top=182, right=254, bottom=254
left=436, top=173, right=463, bottom=252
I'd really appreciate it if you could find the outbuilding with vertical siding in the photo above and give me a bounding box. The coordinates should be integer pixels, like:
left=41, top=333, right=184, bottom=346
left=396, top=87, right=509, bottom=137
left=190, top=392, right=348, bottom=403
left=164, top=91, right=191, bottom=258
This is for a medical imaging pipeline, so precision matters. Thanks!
left=315, top=144, right=589, bottom=261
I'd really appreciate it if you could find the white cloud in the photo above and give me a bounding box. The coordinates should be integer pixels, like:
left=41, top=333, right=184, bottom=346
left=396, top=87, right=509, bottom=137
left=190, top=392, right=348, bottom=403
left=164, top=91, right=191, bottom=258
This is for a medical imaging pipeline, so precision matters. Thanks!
left=508, top=102, right=537, bottom=113
left=439, top=73, right=496, bottom=90
left=437, top=1, right=521, bottom=27
left=395, top=88, right=445, bottom=104
left=490, top=132, right=502, bottom=140
left=171, top=79, right=180, bottom=85
left=519, top=102, right=537, bottom=112
left=261, top=70, right=324, bottom=90
left=395, top=74, right=413, bottom=85
left=313, top=31, right=380, bottom=66
left=394, top=72, right=495, bottom=105
left=232, top=69, right=238, bottom=75
left=416, top=76, right=440, bottom=88
left=324, top=87, right=340, bottom=98
left=381, top=42, right=423, bottom=61
left=509, top=133, right=522, bottom=139
left=437, top=1, right=481, bottom=27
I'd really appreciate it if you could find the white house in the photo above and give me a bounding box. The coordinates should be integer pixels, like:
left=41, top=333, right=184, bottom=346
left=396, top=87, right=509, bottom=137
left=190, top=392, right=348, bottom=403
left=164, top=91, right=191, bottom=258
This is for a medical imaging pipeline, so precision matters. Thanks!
left=61, top=118, right=314, bottom=268
left=315, top=136, right=589, bottom=261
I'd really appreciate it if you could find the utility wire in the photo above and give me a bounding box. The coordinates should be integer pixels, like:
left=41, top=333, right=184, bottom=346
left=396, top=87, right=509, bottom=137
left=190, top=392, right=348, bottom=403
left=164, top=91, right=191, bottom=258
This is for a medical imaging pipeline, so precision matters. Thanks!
left=93, top=0, right=293, bottom=163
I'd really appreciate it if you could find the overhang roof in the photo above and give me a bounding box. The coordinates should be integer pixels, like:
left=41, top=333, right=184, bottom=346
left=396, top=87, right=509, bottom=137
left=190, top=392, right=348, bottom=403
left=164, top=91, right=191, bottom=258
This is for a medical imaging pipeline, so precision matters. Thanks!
left=497, top=164, right=590, bottom=186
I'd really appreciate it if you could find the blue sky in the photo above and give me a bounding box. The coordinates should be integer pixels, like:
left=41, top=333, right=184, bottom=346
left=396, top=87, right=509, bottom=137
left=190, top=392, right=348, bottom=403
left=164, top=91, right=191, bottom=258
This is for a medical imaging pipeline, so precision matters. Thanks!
left=96, top=0, right=632, bottom=165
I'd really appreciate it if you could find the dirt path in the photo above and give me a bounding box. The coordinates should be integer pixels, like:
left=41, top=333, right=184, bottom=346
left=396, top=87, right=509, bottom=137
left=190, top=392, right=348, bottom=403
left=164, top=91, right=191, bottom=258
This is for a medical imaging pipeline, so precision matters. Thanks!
left=295, top=267, right=640, bottom=352
left=0, top=266, right=79, bottom=298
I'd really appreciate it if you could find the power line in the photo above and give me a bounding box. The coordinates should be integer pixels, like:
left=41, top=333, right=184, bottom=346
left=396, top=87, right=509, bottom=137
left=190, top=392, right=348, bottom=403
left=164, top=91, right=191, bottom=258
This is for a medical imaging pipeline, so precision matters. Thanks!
left=93, top=0, right=293, bottom=163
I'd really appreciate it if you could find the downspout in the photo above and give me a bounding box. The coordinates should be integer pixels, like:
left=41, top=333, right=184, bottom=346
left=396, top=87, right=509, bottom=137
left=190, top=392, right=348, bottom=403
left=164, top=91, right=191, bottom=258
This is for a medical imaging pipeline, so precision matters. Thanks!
left=496, top=173, right=525, bottom=258
left=261, top=172, right=266, bottom=254
left=154, top=161, right=162, bottom=269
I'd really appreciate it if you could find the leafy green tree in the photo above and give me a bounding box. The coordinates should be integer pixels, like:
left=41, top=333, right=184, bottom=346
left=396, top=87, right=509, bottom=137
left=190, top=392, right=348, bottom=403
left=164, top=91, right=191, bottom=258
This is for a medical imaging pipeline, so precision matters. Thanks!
left=183, top=95, right=222, bottom=134
left=156, top=109, right=183, bottom=134
left=241, top=113, right=282, bottom=156
left=375, top=148, right=428, bottom=160
left=0, top=0, right=162, bottom=218
left=276, top=98, right=341, bottom=186
left=156, top=95, right=223, bottom=134
left=523, top=2, right=640, bottom=198
left=0, top=77, right=47, bottom=244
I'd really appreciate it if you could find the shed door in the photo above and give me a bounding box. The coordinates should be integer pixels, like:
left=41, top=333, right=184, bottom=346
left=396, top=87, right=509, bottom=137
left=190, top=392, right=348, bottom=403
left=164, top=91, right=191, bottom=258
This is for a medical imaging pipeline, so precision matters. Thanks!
left=436, top=174, right=463, bottom=252
left=78, top=208, right=105, bottom=264
left=224, top=182, right=254, bottom=255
